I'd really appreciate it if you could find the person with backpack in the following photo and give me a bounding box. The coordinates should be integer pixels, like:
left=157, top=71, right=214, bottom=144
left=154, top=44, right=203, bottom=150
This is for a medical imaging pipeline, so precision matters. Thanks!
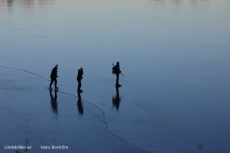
left=77, top=68, right=83, bottom=92
left=49, top=64, right=58, bottom=90
left=113, top=62, right=121, bottom=87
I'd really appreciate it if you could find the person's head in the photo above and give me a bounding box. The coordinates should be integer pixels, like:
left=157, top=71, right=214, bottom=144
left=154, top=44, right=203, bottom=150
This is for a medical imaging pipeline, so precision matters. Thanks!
left=116, top=62, right=120, bottom=65
left=55, top=64, right=58, bottom=68
left=79, top=67, right=83, bottom=71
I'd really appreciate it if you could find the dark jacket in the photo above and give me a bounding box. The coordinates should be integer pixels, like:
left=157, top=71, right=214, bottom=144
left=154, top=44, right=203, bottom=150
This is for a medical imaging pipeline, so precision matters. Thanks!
left=115, top=65, right=121, bottom=74
left=50, top=67, right=57, bottom=79
left=77, top=69, right=83, bottom=81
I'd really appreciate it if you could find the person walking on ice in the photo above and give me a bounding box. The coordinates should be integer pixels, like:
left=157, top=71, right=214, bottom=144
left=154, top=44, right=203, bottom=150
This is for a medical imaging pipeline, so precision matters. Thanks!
left=112, top=62, right=122, bottom=87
left=49, top=64, right=58, bottom=90
left=77, top=68, right=83, bottom=93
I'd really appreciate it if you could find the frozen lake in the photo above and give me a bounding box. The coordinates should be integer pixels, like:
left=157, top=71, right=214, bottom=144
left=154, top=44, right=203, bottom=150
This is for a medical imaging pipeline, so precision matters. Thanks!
left=1, top=0, right=230, bottom=152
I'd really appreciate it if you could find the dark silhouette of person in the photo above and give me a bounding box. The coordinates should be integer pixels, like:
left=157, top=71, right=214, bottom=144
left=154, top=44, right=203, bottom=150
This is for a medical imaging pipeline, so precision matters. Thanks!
left=50, top=65, right=58, bottom=90
left=77, top=68, right=83, bottom=92
left=49, top=89, right=58, bottom=114
left=114, top=62, right=121, bottom=87
left=112, top=86, right=121, bottom=110
left=77, top=91, right=83, bottom=114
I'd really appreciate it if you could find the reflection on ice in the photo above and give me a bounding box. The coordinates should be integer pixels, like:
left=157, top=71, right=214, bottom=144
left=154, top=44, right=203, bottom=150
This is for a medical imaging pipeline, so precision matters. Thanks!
left=0, top=68, right=145, bottom=153
left=112, top=86, right=122, bottom=111
left=49, top=89, right=58, bottom=115
left=77, top=91, right=83, bottom=115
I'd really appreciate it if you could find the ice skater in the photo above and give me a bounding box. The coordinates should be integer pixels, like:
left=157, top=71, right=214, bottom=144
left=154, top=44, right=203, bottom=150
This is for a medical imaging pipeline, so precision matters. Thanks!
left=49, top=64, right=58, bottom=90
left=113, top=62, right=122, bottom=87
left=77, top=68, right=83, bottom=92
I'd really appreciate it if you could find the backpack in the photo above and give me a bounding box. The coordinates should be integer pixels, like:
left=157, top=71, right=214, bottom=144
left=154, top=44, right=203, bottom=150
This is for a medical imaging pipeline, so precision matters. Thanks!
left=112, top=66, right=116, bottom=74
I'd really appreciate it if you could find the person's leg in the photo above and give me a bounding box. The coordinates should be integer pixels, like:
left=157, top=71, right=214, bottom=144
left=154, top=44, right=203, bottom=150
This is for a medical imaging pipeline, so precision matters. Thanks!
left=50, top=79, right=54, bottom=88
left=54, top=78, right=57, bottom=88
left=116, top=73, right=119, bottom=84
left=77, top=79, right=81, bottom=90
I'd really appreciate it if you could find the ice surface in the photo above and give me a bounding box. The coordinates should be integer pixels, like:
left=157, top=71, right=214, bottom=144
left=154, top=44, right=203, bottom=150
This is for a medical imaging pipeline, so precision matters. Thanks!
left=1, top=0, right=230, bottom=153
left=0, top=68, right=144, bottom=153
